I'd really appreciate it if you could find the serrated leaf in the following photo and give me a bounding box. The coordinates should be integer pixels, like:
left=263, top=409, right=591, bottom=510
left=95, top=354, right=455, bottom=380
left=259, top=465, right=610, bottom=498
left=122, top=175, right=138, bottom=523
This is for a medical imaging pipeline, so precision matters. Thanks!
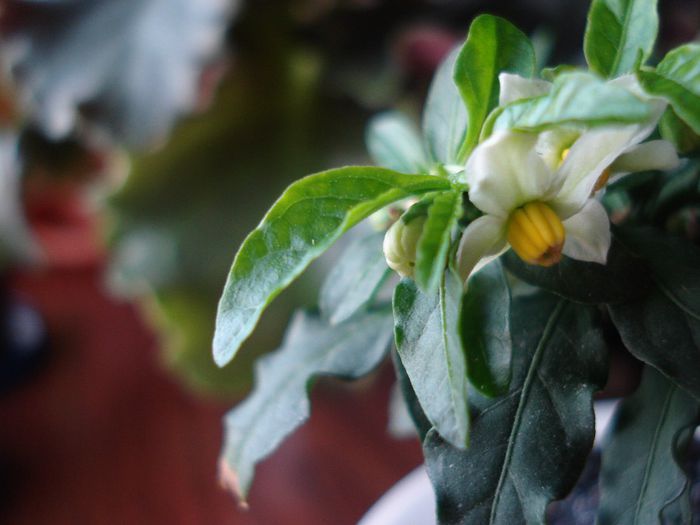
left=366, top=111, right=429, bottom=173
left=493, top=72, right=653, bottom=133
left=5, top=0, right=233, bottom=147
left=598, top=367, right=699, bottom=525
left=319, top=230, right=389, bottom=325
left=461, top=260, right=511, bottom=397
left=213, top=166, right=451, bottom=366
left=609, top=227, right=700, bottom=400
left=503, top=231, right=652, bottom=305
left=424, top=294, right=608, bottom=525
left=393, top=270, right=469, bottom=449
left=414, top=190, right=462, bottom=294
left=584, top=0, right=659, bottom=78
left=423, top=46, right=468, bottom=165
left=454, top=15, right=535, bottom=159
left=638, top=43, right=700, bottom=135
left=218, top=309, right=393, bottom=502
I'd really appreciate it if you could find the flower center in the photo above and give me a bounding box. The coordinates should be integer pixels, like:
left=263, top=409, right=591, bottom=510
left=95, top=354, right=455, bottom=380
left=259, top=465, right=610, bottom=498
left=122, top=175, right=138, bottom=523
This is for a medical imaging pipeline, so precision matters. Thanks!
left=507, top=202, right=565, bottom=267
left=560, top=148, right=611, bottom=195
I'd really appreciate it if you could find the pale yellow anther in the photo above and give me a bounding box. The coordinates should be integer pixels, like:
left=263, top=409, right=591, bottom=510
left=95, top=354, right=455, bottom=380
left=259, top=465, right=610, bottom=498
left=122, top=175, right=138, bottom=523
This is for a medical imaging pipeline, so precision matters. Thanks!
left=507, top=202, right=565, bottom=267
left=559, top=148, right=570, bottom=166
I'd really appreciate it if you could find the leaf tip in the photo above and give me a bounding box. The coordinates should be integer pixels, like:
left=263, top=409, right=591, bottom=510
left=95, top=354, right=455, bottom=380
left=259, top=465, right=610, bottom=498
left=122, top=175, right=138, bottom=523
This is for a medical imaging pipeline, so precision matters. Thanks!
left=218, top=457, right=249, bottom=509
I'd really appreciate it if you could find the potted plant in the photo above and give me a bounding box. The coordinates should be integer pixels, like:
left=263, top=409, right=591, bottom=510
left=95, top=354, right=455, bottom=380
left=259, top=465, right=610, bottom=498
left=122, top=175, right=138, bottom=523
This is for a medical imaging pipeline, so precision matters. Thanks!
left=214, top=1, right=700, bottom=522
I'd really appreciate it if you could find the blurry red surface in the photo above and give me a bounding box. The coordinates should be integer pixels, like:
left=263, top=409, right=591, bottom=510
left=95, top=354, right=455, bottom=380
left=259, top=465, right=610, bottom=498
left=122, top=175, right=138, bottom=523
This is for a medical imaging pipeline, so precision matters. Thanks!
left=0, top=261, right=422, bottom=525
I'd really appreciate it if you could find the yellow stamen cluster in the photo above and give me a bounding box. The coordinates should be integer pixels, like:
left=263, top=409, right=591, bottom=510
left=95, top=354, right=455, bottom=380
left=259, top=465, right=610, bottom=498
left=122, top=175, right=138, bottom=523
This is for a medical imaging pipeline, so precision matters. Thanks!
left=507, top=202, right=565, bottom=267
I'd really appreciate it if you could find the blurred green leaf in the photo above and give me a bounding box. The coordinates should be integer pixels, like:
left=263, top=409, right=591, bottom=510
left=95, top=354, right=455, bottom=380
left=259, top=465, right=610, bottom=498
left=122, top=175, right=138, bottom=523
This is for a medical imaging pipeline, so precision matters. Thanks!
left=422, top=46, right=468, bottom=165
left=6, top=0, right=232, bottom=147
left=393, top=270, right=469, bottom=449
left=584, top=0, right=659, bottom=78
left=214, top=167, right=451, bottom=367
left=319, top=230, right=389, bottom=325
left=461, top=260, right=511, bottom=397
left=219, top=308, right=392, bottom=501
left=454, top=15, right=535, bottom=159
left=598, top=367, right=699, bottom=525
left=638, top=44, right=700, bottom=135
left=424, top=294, right=608, bottom=525
left=366, top=111, right=429, bottom=173
left=415, top=190, right=462, bottom=294
left=493, top=72, right=652, bottom=132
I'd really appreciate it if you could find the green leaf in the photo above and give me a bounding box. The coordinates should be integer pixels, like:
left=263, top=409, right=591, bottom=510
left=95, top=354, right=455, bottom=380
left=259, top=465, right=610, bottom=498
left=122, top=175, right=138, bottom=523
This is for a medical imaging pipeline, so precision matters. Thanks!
left=659, top=107, right=700, bottom=155
left=493, top=72, right=653, bottom=133
left=219, top=309, right=393, bottom=502
left=213, top=166, right=451, bottom=366
left=414, top=190, right=462, bottom=294
left=584, top=0, right=659, bottom=78
left=598, top=367, right=699, bottom=525
left=461, top=260, right=512, bottom=397
left=503, top=231, right=653, bottom=305
left=366, top=111, right=430, bottom=173
left=393, top=270, right=469, bottom=448
left=608, top=228, right=700, bottom=400
left=319, top=231, right=389, bottom=325
left=454, top=15, right=535, bottom=159
left=423, top=294, right=608, bottom=525
left=390, top=349, right=432, bottom=441
left=423, top=46, right=468, bottom=165
left=638, top=43, right=700, bottom=135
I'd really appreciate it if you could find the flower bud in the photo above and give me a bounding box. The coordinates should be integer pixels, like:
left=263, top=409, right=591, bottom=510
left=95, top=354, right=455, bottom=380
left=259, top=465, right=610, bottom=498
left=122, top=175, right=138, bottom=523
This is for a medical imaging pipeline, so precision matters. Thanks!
left=383, top=215, right=427, bottom=277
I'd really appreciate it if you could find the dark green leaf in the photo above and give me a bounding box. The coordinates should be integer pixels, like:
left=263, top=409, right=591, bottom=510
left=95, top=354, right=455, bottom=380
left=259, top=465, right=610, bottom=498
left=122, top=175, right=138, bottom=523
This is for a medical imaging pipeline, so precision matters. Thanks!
left=319, top=231, right=389, bottom=325
left=415, top=190, right=462, bottom=294
left=609, top=228, right=700, bottom=400
left=424, top=294, right=608, bottom=525
left=584, top=0, right=659, bottom=78
left=503, top=231, right=652, bottom=305
left=213, top=166, right=451, bottom=366
left=219, top=309, right=393, bottom=502
left=638, top=43, right=700, bottom=135
left=454, top=15, right=535, bottom=159
left=423, top=46, right=468, bottom=165
left=366, top=111, right=430, bottom=173
left=461, top=260, right=512, bottom=397
left=598, top=367, right=699, bottom=525
left=393, top=270, right=469, bottom=448
left=493, top=72, right=653, bottom=133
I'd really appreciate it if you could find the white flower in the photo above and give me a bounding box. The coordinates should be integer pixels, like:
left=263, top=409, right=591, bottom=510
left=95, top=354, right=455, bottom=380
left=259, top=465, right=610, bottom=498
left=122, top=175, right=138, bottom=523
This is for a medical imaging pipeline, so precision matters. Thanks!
left=457, top=74, right=680, bottom=279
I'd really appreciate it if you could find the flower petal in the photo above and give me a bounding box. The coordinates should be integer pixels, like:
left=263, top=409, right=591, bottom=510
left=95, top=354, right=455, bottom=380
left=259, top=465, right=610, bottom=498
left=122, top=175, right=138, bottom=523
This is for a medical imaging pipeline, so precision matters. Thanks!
left=553, top=78, right=667, bottom=217
left=466, top=131, right=556, bottom=217
left=498, top=73, right=551, bottom=105
left=561, top=199, right=611, bottom=264
left=535, top=127, right=582, bottom=172
left=456, top=215, right=507, bottom=281
left=609, top=140, right=680, bottom=174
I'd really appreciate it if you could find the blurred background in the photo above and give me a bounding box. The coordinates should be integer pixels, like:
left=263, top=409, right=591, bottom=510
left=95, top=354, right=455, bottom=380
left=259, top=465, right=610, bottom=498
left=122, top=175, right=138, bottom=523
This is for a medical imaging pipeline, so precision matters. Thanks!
left=0, top=0, right=697, bottom=523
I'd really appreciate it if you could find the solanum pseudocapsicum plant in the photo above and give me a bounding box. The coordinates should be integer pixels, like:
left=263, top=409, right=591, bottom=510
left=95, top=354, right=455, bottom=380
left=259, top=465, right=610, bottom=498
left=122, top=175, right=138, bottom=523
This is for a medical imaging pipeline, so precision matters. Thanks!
left=213, top=0, right=700, bottom=522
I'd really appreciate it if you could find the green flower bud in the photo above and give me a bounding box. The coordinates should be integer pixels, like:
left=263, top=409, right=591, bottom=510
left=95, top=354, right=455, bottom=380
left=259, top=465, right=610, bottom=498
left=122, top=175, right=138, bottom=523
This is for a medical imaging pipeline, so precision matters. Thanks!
left=383, top=215, right=427, bottom=278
